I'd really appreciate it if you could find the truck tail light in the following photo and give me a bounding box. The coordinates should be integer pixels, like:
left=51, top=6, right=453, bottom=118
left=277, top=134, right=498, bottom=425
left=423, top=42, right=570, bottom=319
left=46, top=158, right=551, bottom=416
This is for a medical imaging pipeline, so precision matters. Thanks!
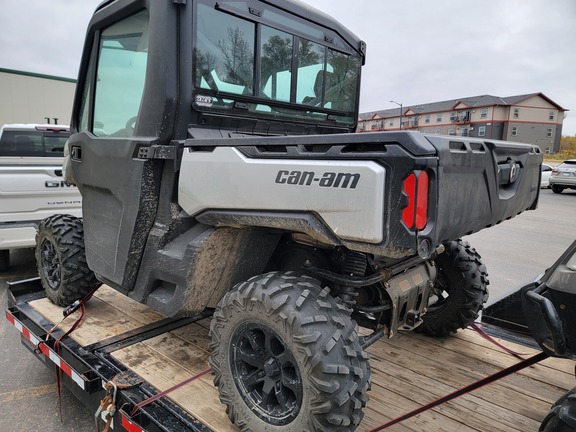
left=402, top=171, right=429, bottom=230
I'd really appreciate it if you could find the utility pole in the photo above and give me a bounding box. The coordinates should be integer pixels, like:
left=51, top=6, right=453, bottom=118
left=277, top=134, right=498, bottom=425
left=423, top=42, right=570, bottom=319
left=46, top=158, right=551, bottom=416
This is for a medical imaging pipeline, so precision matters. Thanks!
left=390, top=100, right=403, bottom=130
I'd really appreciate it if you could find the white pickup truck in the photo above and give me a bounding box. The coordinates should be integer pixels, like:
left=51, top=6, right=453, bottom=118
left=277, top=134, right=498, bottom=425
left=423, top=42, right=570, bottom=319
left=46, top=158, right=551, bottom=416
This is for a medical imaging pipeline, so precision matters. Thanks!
left=0, top=124, right=82, bottom=270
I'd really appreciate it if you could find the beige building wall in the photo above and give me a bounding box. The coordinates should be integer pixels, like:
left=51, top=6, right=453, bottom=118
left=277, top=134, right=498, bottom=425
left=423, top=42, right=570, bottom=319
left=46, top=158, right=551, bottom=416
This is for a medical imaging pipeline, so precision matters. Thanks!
left=0, top=70, right=76, bottom=127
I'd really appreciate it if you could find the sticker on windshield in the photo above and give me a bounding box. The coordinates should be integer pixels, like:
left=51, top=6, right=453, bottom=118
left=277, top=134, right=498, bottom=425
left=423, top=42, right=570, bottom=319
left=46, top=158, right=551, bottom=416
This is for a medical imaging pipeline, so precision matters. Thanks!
left=195, top=95, right=213, bottom=108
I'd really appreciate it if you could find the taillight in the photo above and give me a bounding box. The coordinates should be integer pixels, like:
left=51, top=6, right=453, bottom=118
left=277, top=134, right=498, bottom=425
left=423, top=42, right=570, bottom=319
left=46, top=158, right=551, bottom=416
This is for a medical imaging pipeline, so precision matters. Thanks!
left=402, top=173, right=416, bottom=228
left=402, top=171, right=429, bottom=230
left=552, top=168, right=559, bottom=174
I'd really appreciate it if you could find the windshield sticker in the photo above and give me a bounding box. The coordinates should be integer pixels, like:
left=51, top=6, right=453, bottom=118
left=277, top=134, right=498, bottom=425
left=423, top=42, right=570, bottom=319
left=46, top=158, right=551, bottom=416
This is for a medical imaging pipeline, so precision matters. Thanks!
left=195, top=95, right=213, bottom=108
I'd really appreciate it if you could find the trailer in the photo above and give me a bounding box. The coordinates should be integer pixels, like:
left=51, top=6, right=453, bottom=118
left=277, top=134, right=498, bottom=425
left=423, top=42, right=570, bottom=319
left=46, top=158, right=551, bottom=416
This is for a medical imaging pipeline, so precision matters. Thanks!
left=6, top=277, right=573, bottom=432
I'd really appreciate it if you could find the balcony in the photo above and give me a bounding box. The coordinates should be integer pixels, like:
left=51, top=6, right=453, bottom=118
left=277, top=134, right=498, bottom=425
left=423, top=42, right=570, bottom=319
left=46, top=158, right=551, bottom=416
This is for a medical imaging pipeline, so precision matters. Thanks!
left=403, top=119, right=419, bottom=129
left=450, top=112, right=470, bottom=124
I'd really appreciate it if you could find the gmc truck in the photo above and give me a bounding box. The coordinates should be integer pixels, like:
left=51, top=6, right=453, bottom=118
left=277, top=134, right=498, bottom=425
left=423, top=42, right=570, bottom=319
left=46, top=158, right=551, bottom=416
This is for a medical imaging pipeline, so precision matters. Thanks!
left=0, top=124, right=81, bottom=271
left=24, top=0, right=542, bottom=430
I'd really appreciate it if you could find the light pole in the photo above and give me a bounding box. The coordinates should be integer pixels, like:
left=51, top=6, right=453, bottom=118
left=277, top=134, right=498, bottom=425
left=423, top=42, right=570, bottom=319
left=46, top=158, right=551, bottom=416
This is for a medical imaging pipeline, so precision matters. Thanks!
left=390, top=100, right=403, bottom=130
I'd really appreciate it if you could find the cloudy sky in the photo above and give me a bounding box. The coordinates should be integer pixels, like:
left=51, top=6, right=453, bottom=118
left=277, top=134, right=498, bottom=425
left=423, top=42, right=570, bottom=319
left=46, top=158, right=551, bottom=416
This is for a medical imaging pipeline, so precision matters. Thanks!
left=1, top=0, right=574, bottom=134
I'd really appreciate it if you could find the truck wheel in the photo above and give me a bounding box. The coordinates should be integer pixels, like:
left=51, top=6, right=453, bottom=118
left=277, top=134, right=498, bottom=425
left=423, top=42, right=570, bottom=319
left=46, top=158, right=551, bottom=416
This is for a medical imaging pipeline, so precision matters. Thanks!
left=539, top=387, right=576, bottom=431
left=35, top=214, right=101, bottom=306
left=552, top=185, right=564, bottom=194
left=0, top=250, right=9, bottom=272
left=210, top=271, right=370, bottom=431
left=417, top=239, right=489, bottom=337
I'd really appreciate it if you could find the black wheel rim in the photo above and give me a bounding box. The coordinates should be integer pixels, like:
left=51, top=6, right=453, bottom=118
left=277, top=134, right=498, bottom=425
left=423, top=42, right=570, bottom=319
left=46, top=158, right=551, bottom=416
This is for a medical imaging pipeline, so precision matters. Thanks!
left=230, top=322, right=303, bottom=425
left=40, top=239, right=61, bottom=290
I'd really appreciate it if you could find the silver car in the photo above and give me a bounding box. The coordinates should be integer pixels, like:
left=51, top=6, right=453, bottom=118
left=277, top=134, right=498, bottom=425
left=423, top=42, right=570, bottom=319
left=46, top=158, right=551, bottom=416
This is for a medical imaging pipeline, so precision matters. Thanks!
left=550, top=159, right=576, bottom=193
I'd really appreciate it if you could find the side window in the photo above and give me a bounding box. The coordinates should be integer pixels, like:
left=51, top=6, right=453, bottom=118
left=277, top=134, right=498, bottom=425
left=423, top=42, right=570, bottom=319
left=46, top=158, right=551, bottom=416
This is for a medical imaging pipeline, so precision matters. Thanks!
left=296, top=39, right=325, bottom=105
left=195, top=4, right=255, bottom=95
left=93, top=10, right=150, bottom=137
left=260, top=26, right=293, bottom=102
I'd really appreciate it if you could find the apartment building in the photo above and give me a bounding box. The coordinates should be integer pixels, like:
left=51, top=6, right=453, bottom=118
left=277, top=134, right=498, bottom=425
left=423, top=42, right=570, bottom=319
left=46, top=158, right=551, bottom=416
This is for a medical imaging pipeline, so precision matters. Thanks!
left=358, top=93, right=566, bottom=153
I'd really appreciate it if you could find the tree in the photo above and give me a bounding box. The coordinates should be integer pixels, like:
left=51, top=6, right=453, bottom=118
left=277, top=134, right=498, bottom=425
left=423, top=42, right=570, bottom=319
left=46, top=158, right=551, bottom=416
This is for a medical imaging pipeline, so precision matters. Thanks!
left=560, top=135, right=576, bottom=157
left=218, top=27, right=253, bottom=89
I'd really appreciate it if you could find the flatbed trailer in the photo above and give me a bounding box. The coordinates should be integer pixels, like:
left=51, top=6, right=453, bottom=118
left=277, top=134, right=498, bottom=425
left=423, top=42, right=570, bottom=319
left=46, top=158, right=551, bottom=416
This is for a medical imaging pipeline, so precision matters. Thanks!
left=6, top=278, right=573, bottom=432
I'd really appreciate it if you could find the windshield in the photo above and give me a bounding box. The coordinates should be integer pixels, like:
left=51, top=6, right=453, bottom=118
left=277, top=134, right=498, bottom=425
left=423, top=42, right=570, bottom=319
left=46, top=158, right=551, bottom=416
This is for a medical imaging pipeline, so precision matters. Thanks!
left=193, top=1, right=361, bottom=128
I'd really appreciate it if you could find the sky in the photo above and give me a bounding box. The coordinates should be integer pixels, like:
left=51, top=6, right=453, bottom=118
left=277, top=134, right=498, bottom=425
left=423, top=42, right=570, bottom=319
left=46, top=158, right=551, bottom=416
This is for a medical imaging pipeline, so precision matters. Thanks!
left=0, top=0, right=575, bottom=135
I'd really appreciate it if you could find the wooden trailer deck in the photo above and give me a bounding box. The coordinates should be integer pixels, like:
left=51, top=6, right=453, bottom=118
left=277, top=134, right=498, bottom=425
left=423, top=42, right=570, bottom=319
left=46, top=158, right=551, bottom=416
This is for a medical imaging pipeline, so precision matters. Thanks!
left=31, top=286, right=573, bottom=432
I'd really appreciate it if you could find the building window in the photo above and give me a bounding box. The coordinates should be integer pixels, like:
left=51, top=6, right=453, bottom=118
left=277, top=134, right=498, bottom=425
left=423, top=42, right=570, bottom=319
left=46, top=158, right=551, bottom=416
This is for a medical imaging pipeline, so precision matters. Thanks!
left=513, top=108, right=519, bottom=119
left=549, top=110, right=555, bottom=121
left=371, top=123, right=377, bottom=130
left=461, top=128, right=468, bottom=137
left=547, top=128, right=553, bottom=137
left=389, top=121, right=393, bottom=127
left=380, top=120, right=384, bottom=129
left=448, top=128, right=455, bottom=135
left=511, top=126, right=518, bottom=136
left=425, top=115, right=430, bottom=124
left=480, top=108, right=488, bottom=119
left=359, top=122, right=365, bottom=130
left=436, top=114, right=442, bottom=123
left=435, top=128, right=440, bottom=134
left=478, top=126, right=486, bottom=137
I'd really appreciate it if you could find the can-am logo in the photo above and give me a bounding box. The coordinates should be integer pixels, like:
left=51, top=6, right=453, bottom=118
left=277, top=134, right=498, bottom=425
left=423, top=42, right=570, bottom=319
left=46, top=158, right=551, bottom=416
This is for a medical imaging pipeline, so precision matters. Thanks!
left=275, top=170, right=360, bottom=189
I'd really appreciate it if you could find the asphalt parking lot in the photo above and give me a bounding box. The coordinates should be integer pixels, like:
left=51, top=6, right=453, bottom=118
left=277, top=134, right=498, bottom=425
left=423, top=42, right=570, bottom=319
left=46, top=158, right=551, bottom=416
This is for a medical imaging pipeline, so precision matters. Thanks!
left=0, top=188, right=575, bottom=431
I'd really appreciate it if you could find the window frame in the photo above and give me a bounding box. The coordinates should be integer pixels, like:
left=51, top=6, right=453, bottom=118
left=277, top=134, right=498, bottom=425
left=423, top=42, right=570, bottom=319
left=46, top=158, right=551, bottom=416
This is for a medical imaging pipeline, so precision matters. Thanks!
left=478, top=126, right=486, bottom=137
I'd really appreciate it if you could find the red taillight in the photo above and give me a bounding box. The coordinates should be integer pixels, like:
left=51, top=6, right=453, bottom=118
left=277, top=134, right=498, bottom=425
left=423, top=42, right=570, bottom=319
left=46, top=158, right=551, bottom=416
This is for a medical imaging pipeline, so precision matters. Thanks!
left=416, top=171, right=429, bottom=230
left=402, top=173, right=416, bottom=228
left=402, top=171, right=429, bottom=230
left=552, top=168, right=559, bottom=174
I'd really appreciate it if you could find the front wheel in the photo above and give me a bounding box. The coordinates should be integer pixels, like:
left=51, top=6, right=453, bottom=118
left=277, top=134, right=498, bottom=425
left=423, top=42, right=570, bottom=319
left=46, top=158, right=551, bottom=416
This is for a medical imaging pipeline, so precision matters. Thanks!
left=36, top=214, right=101, bottom=306
left=417, top=239, right=489, bottom=337
left=209, top=271, right=370, bottom=431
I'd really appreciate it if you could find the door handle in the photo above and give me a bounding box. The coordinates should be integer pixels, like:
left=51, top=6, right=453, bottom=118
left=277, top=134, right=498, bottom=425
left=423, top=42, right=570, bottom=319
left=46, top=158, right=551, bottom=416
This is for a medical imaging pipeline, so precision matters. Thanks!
left=71, top=146, right=82, bottom=161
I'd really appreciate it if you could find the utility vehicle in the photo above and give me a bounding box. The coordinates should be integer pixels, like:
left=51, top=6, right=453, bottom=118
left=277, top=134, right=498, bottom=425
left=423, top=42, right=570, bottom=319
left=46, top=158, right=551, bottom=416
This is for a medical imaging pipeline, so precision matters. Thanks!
left=35, top=0, right=542, bottom=430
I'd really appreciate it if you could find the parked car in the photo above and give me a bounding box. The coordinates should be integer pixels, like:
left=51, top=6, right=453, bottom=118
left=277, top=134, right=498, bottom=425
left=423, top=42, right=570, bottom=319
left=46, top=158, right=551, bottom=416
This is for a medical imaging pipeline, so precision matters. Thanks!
left=0, top=124, right=82, bottom=271
left=541, top=163, right=553, bottom=188
left=550, top=159, right=576, bottom=194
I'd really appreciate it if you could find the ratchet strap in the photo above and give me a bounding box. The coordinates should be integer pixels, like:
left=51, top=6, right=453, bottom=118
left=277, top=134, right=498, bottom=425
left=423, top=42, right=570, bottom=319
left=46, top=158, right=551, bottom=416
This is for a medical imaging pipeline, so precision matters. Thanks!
left=130, top=368, right=212, bottom=416
left=368, top=350, right=548, bottom=431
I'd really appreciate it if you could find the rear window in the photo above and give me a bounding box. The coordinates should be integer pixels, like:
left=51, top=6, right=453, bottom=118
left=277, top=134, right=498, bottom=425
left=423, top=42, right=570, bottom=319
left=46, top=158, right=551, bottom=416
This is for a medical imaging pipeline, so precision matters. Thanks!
left=559, top=160, right=576, bottom=169
left=0, top=131, right=69, bottom=157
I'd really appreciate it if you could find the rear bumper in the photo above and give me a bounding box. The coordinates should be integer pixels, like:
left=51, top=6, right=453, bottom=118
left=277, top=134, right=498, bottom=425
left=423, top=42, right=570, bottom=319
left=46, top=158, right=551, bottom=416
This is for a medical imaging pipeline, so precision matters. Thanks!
left=0, top=223, right=38, bottom=249
left=550, top=176, right=576, bottom=188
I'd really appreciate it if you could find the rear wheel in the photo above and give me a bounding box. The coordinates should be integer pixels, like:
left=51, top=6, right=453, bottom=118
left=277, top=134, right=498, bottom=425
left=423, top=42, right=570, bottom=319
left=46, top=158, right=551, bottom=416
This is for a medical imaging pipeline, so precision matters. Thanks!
left=35, top=214, right=101, bottom=306
left=552, top=185, right=564, bottom=194
left=417, top=239, right=489, bottom=337
left=210, top=271, right=370, bottom=431
left=540, top=387, right=576, bottom=431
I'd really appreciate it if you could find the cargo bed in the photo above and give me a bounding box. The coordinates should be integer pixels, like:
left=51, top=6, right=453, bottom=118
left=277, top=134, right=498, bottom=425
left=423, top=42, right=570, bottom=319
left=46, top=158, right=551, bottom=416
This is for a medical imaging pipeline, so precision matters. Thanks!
left=6, top=280, right=572, bottom=432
